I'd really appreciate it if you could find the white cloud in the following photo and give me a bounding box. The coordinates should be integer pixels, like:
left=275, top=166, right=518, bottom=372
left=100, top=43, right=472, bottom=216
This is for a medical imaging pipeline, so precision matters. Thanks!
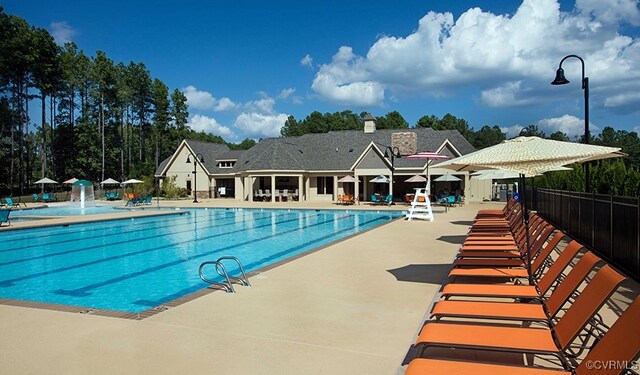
left=500, top=125, right=524, bottom=139
left=277, top=88, right=296, bottom=99
left=50, top=21, right=76, bottom=45
left=576, top=0, right=640, bottom=25
left=604, top=92, right=640, bottom=107
left=536, top=114, right=599, bottom=138
left=310, top=0, right=640, bottom=113
left=244, top=97, right=277, bottom=114
left=183, top=86, right=215, bottom=110
left=188, top=114, right=235, bottom=139
left=234, top=112, right=289, bottom=139
left=213, top=97, right=238, bottom=111
left=300, top=54, right=314, bottom=68
left=480, top=81, right=538, bottom=108
left=182, top=86, right=238, bottom=112
left=312, top=46, right=385, bottom=106
left=502, top=114, right=600, bottom=139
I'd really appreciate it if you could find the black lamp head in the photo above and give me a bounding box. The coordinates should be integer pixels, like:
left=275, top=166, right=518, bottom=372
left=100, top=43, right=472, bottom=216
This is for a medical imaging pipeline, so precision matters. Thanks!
left=198, top=155, right=205, bottom=163
left=551, top=67, right=570, bottom=85
left=186, top=155, right=191, bottom=163
left=384, top=149, right=390, bottom=158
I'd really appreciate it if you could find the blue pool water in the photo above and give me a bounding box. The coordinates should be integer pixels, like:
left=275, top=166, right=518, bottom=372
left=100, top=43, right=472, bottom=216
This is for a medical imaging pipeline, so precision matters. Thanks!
left=10, top=204, right=122, bottom=217
left=0, top=208, right=400, bottom=313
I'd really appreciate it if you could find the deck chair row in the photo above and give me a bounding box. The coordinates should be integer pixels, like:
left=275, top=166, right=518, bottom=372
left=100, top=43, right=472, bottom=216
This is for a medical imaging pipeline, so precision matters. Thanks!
left=404, top=200, right=640, bottom=375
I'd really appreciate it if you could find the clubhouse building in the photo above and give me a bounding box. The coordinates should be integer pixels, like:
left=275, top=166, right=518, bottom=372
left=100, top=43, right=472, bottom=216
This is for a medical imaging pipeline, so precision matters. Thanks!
left=155, top=116, right=492, bottom=203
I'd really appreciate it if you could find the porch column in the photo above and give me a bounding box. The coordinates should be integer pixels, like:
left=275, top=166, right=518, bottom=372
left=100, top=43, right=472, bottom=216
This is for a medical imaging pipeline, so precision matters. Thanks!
left=298, top=175, right=303, bottom=201
left=243, top=175, right=253, bottom=202
left=389, top=179, right=393, bottom=198
left=464, top=173, right=470, bottom=205
left=305, top=176, right=311, bottom=202
left=271, top=175, right=276, bottom=202
left=363, top=177, right=368, bottom=201
left=354, top=174, right=359, bottom=204
left=211, top=177, right=217, bottom=199
left=333, top=176, right=338, bottom=201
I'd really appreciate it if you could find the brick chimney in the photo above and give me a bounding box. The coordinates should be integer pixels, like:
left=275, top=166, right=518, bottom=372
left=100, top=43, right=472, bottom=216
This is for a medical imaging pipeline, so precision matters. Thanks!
left=391, top=132, right=417, bottom=155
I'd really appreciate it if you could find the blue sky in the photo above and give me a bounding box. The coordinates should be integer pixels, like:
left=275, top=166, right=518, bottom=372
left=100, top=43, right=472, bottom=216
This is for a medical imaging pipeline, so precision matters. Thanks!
left=5, top=0, right=640, bottom=141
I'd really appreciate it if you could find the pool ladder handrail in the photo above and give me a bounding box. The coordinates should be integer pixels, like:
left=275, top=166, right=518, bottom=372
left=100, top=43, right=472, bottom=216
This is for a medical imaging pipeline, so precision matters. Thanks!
left=198, top=256, right=251, bottom=293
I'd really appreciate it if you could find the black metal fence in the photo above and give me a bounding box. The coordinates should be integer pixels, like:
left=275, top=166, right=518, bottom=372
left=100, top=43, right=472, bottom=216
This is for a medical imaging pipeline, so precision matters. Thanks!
left=527, top=188, right=640, bottom=282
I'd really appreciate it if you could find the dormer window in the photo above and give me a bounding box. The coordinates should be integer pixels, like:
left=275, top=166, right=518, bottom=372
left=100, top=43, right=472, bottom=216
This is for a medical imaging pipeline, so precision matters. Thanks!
left=218, top=161, right=235, bottom=168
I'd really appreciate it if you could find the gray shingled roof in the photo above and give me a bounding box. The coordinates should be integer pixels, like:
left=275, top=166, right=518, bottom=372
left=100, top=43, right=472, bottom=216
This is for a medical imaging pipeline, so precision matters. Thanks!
left=156, top=129, right=475, bottom=175
left=362, top=113, right=376, bottom=121
left=217, top=150, right=245, bottom=160
left=156, top=156, right=171, bottom=176
left=234, top=128, right=474, bottom=172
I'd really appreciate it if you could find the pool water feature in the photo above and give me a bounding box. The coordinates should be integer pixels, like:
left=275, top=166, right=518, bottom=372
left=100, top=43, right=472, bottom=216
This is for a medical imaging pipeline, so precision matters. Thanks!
left=0, top=208, right=400, bottom=313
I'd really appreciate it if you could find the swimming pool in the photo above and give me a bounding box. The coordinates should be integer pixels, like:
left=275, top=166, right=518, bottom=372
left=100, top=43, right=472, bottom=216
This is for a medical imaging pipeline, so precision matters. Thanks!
left=0, top=208, right=400, bottom=313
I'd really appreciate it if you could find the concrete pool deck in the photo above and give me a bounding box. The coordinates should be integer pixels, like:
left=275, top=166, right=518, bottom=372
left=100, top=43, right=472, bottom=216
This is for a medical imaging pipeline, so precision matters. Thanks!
left=0, top=200, right=499, bottom=374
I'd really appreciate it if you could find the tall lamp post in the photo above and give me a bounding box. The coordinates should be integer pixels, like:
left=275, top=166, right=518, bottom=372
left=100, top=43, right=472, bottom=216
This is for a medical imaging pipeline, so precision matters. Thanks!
left=186, top=152, right=205, bottom=203
left=384, top=146, right=401, bottom=201
left=551, top=54, right=590, bottom=192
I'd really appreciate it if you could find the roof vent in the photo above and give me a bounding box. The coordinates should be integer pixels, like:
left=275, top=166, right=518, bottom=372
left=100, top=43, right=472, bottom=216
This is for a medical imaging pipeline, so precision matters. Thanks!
left=362, top=113, right=376, bottom=133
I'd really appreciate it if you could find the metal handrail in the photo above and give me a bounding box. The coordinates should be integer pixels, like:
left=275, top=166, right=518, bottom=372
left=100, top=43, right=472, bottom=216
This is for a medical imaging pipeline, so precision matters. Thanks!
left=198, top=256, right=251, bottom=293
left=199, top=261, right=235, bottom=293
left=216, top=256, right=251, bottom=287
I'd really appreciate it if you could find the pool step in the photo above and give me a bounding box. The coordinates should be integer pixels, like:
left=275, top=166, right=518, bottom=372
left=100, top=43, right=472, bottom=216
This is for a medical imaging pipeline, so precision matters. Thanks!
left=198, top=256, right=251, bottom=293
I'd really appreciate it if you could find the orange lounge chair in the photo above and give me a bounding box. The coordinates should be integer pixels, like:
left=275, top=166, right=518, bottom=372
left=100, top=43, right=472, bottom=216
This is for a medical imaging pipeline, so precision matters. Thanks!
left=474, top=200, right=520, bottom=221
left=414, top=265, right=626, bottom=368
left=432, top=251, right=602, bottom=323
left=475, top=198, right=517, bottom=217
left=448, top=234, right=567, bottom=281
left=454, top=229, right=560, bottom=268
left=461, top=218, right=551, bottom=251
left=457, top=224, right=555, bottom=260
left=440, top=240, right=583, bottom=300
left=459, top=221, right=550, bottom=255
left=469, top=213, right=542, bottom=237
left=467, top=212, right=536, bottom=237
left=406, top=295, right=640, bottom=375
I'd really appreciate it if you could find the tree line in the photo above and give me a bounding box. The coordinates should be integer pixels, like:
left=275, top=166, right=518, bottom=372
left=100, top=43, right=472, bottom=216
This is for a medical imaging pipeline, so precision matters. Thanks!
left=0, top=8, right=255, bottom=195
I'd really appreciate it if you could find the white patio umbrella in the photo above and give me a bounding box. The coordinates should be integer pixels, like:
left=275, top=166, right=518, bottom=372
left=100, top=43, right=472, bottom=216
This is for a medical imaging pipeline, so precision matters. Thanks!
left=404, top=175, right=427, bottom=183
left=436, top=136, right=624, bottom=175
left=475, top=170, right=521, bottom=180
left=337, top=175, right=356, bottom=183
left=405, top=151, right=451, bottom=193
left=63, top=177, right=78, bottom=184
left=35, top=177, right=58, bottom=184
left=434, top=173, right=461, bottom=182
left=100, top=178, right=120, bottom=186
left=121, top=178, right=144, bottom=199
left=474, top=165, right=572, bottom=180
left=121, top=178, right=144, bottom=185
left=370, top=175, right=391, bottom=183
left=35, top=177, right=59, bottom=194
left=337, top=175, right=356, bottom=195
left=438, top=136, right=625, bottom=281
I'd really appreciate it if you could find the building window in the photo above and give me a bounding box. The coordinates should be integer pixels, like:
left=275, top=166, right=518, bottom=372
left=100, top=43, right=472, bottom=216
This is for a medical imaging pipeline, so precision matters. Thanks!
left=317, top=176, right=334, bottom=195
left=218, top=161, right=235, bottom=168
